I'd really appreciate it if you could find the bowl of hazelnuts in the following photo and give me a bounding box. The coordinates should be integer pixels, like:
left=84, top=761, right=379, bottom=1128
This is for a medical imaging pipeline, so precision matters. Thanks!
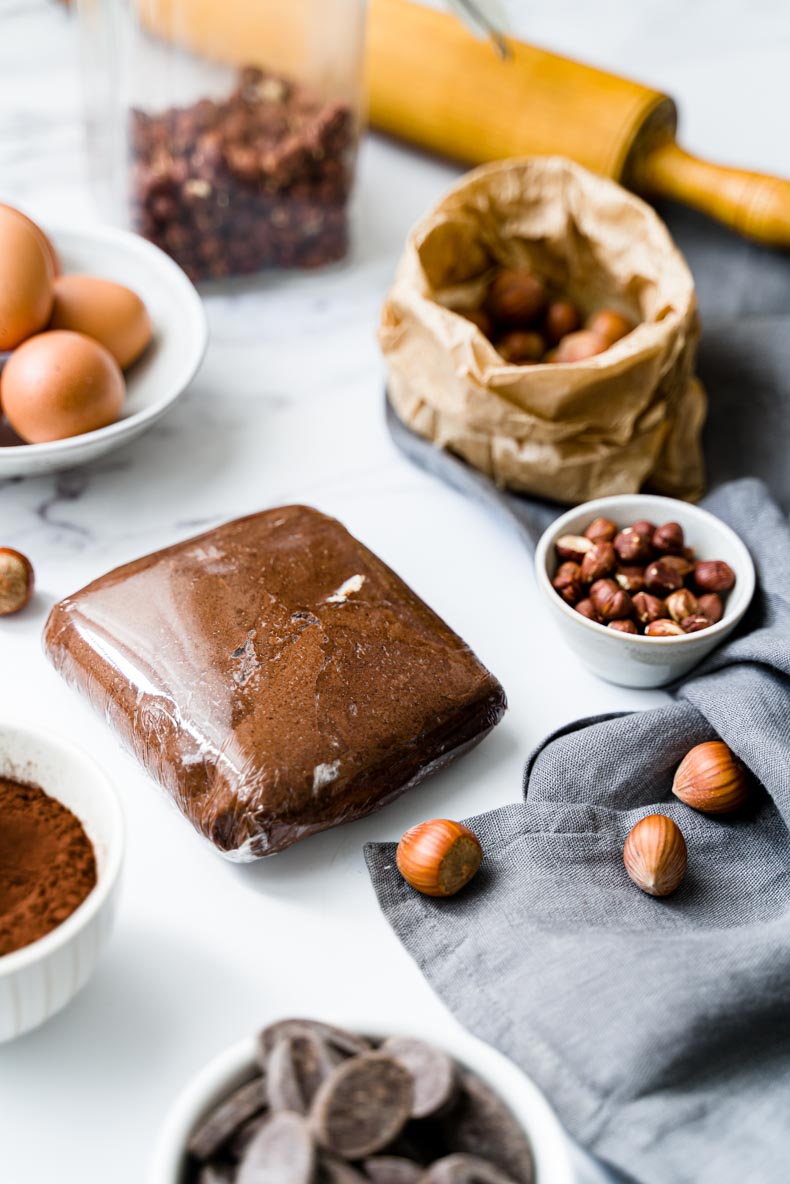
left=535, top=494, right=755, bottom=688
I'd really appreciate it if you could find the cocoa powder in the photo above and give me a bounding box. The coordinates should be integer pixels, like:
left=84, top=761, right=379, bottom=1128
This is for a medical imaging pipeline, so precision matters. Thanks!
left=0, top=777, right=97, bottom=957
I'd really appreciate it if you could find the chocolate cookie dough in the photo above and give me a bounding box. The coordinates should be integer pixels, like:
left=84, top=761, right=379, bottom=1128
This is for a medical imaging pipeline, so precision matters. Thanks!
left=44, top=507, right=505, bottom=860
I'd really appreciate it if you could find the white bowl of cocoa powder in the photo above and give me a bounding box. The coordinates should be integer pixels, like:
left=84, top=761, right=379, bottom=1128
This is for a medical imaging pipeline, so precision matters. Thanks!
left=0, top=720, right=124, bottom=1041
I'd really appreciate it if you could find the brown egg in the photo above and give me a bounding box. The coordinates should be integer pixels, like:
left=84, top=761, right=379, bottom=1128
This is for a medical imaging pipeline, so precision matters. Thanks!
left=49, top=274, right=152, bottom=370
left=0, top=208, right=54, bottom=350
left=586, top=308, right=635, bottom=346
left=0, top=204, right=59, bottom=276
left=544, top=299, right=581, bottom=345
left=554, top=330, right=609, bottom=363
left=0, top=330, right=125, bottom=443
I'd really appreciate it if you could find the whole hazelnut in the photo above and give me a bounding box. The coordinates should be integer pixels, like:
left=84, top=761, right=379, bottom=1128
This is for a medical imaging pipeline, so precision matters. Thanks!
left=652, top=521, right=684, bottom=554
left=458, top=306, right=493, bottom=338
left=694, top=560, right=736, bottom=593
left=614, top=528, right=652, bottom=565
left=554, top=330, right=608, bottom=363
left=555, top=535, right=593, bottom=563
left=485, top=267, right=546, bottom=326
left=552, top=566, right=583, bottom=605
left=645, top=619, right=685, bottom=637
left=586, top=308, right=635, bottom=346
left=543, top=299, right=580, bottom=345
left=632, top=592, right=668, bottom=626
left=589, top=578, right=633, bottom=621
left=580, top=541, right=616, bottom=584
left=698, top=592, right=724, bottom=624
left=672, top=740, right=749, bottom=814
left=632, top=520, right=657, bottom=539
left=583, top=516, right=617, bottom=544
left=681, top=614, right=712, bottom=633
left=0, top=547, right=35, bottom=616
left=496, top=330, right=545, bottom=365
left=396, top=818, right=483, bottom=897
left=661, top=554, right=695, bottom=580
left=665, top=588, right=700, bottom=623
left=574, top=598, right=599, bottom=622
left=615, top=566, right=645, bottom=594
left=608, top=619, right=638, bottom=635
left=623, top=814, right=687, bottom=897
left=644, top=558, right=684, bottom=597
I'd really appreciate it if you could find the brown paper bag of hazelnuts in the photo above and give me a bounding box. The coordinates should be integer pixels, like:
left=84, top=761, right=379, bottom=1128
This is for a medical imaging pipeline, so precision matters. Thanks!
left=380, top=157, right=706, bottom=506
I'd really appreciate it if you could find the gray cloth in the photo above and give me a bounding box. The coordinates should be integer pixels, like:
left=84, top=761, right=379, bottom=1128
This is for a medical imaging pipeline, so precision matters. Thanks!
left=368, top=207, right=790, bottom=1183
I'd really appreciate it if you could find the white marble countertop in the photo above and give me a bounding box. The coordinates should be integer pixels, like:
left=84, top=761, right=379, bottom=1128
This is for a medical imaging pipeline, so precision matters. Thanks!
left=0, top=3, right=788, bottom=1182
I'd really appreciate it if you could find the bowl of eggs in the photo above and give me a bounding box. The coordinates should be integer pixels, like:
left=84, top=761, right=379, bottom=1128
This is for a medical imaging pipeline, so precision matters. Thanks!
left=0, top=203, right=207, bottom=477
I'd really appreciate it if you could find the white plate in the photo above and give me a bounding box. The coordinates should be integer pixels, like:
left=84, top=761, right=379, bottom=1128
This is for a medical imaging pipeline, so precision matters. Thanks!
left=0, top=224, right=207, bottom=477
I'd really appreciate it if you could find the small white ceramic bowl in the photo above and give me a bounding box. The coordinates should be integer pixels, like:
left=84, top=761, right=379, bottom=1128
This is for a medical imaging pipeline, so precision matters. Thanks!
left=150, top=1016, right=576, bottom=1183
left=535, top=494, right=755, bottom=689
left=0, top=223, right=207, bottom=477
left=0, top=720, right=124, bottom=1041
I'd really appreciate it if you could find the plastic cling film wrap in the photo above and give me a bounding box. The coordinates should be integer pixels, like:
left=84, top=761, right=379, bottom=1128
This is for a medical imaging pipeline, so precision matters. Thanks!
left=43, top=506, right=506, bottom=860
left=380, top=156, right=705, bottom=505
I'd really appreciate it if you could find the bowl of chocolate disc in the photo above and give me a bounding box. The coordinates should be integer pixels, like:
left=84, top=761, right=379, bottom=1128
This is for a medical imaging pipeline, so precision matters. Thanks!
left=151, top=1016, right=576, bottom=1183
left=0, top=720, right=124, bottom=1041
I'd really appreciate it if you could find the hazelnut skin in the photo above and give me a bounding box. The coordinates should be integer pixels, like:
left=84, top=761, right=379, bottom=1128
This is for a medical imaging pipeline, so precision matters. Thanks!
left=485, top=267, right=546, bottom=326
left=682, top=614, right=712, bottom=633
left=645, top=619, right=685, bottom=637
left=583, top=516, right=617, bottom=544
left=665, top=588, right=700, bottom=623
left=554, top=330, right=608, bottom=363
left=694, top=560, right=736, bottom=593
left=652, top=522, right=685, bottom=555
left=580, top=542, right=616, bottom=584
left=544, top=299, right=580, bottom=345
left=608, top=619, right=638, bottom=635
left=632, top=592, right=668, bottom=626
left=615, top=566, right=646, bottom=594
left=698, top=593, right=724, bottom=624
left=0, top=547, right=35, bottom=616
left=644, top=558, right=684, bottom=597
left=586, top=308, right=635, bottom=346
left=614, top=528, right=653, bottom=565
left=555, top=534, right=592, bottom=563
left=496, top=330, right=545, bottom=364
left=589, top=578, right=633, bottom=621
left=574, top=598, right=599, bottom=622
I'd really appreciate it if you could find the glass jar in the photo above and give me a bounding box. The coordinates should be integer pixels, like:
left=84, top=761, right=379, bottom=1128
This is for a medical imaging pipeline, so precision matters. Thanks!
left=76, top=0, right=366, bottom=281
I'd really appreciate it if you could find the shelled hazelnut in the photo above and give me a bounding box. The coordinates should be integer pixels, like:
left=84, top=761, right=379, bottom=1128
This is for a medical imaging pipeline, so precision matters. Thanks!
left=551, top=516, right=738, bottom=639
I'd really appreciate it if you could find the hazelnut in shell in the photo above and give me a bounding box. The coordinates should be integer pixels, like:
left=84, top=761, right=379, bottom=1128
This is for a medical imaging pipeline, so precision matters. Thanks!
left=623, top=815, right=687, bottom=897
left=485, top=267, right=546, bottom=326
left=0, top=548, right=34, bottom=616
left=553, top=330, right=608, bottom=363
left=672, top=741, right=749, bottom=814
left=496, top=330, right=545, bottom=365
left=544, top=299, right=580, bottom=345
left=586, top=308, right=635, bottom=346
left=396, top=819, right=483, bottom=897
left=694, top=560, right=736, bottom=594
left=457, top=306, right=493, bottom=338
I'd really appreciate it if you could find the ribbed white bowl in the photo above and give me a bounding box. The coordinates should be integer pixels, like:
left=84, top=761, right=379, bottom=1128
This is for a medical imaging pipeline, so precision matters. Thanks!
left=0, top=721, right=124, bottom=1042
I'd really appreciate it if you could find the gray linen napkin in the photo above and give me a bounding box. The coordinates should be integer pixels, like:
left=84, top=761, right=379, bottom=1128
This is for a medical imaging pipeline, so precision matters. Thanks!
left=367, top=207, right=790, bottom=1183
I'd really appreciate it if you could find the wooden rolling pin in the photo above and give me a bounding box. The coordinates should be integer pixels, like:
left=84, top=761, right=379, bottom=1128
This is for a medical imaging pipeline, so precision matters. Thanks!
left=367, top=0, right=790, bottom=248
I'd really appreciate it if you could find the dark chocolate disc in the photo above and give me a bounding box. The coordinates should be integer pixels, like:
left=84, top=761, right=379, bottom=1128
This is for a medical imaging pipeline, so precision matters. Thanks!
left=441, top=1074, right=534, bottom=1184
left=381, top=1038, right=458, bottom=1119
left=310, top=1052, right=414, bottom=1159
left=258, top=1019, right=371, bottom=1069
left=420, top=1154, right=518, bottom=1183
left=236, top=1111, right=315, bottom=1184
left=187, top=1075, right=268, bottom=1161
left=362, top=1156, right=423, bottom=1183
left=267, top=1031, right=338, bottom=1114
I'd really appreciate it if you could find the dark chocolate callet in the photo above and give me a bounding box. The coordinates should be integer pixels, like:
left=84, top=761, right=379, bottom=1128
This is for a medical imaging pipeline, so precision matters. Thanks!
left=421, top=1154, right=519, bottom=1183
left=236, top=1111, right=315, bottom=1184
left=267, top=1030, right=338, bottom=1114
left=381, top=1037, right=458, bottom=1119
left=187, top=1075, right=268, bottom=1160
left=310, top=1052, right=414, bottom=1159
left=362, top=1156, right=423, bottom=1183
left=258, top=1019, right=371, bottom=1067
left=441, top=1075, right=534, bottom=1184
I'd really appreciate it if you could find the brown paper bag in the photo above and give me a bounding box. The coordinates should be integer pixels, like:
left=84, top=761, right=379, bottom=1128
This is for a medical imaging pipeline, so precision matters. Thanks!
left=380, top=157, right=706, bottom=504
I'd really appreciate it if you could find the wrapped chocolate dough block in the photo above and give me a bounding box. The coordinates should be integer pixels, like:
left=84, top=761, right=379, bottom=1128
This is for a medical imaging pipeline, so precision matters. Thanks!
left=44, top=507, right=505, bottom=859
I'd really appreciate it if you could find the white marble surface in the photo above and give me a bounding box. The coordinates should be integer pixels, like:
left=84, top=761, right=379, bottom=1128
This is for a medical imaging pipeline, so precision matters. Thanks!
left=0, top=3, right=788, bottom=1182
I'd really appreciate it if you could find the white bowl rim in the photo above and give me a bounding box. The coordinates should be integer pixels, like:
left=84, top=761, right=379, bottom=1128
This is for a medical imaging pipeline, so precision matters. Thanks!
left=0, top=222, right=208, bottom=456
left=535, top=493, right=756, bottom=646
left=0, top=719, right=125, bottom=976
left=150, top=1021, right=576, bottom=1184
